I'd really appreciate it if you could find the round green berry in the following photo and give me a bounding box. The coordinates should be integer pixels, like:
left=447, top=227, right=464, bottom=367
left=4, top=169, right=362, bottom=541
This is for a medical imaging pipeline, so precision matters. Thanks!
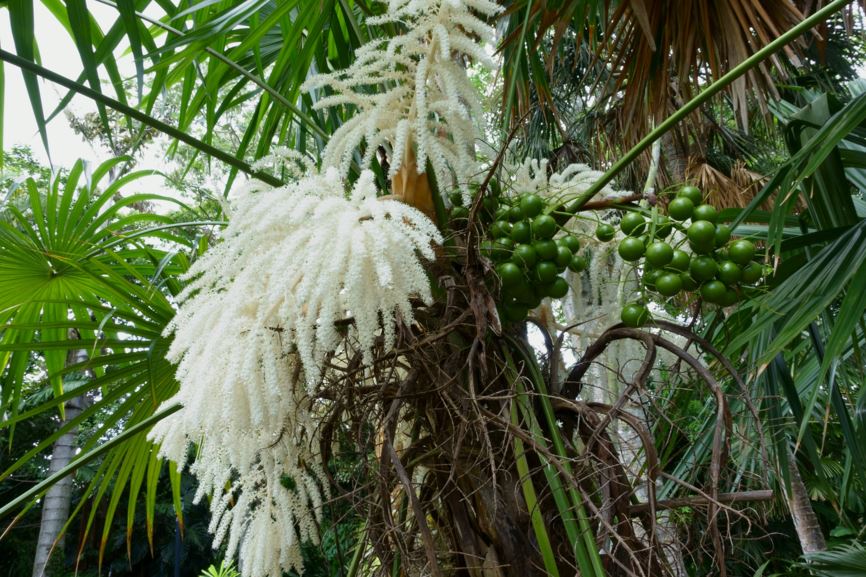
left=668, top=197, right=694, bottom=221
left=677, top=185, right=703, bottom=205
left=620, top=212, right=647, bottom=236
left=520, top=193, right=544, bottom=218
left=621, top=303, right=650, bottom=327
left=655, top=273, right=683, bottom=297
left=645, top=241, right=674, bottom=267
left=532, top=214, right=557, bottom=239
left=618, top=237, right=645, bottom=262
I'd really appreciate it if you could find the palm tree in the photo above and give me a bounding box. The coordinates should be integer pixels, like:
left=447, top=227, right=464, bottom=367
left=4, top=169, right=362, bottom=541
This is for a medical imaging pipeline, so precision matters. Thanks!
left=1, top=1, right=864, bottom=576
left=0, top=157, right=198, bottom=571
left=31, top=333, right=91, bottom=577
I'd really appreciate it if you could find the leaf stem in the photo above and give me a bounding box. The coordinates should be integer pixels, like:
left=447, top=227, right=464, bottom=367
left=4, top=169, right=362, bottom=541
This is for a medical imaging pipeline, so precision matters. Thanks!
left=0, top=404, right=181, bottom=521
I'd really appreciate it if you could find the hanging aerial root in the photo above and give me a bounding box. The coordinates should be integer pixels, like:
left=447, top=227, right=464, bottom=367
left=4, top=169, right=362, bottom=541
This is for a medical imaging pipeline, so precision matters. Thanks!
left=559, top=323, right=738, bottom=576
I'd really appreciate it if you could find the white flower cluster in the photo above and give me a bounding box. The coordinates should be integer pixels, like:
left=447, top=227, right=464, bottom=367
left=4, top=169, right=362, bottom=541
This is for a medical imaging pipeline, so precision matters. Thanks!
left=505, top=157, right=626, bottom=202
left=169, top=168, right=441, bottom=385
left=249, top=146, right=317, bottom=179
left=149, top=168, right=442, bottom=576
left=149, top=345, right=326, bottom=576
left=304, top=0, right=501, bottom=201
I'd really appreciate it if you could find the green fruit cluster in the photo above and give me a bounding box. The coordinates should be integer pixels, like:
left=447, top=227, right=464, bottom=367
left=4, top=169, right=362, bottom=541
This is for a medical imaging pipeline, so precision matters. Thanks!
left=448, top=187, right=500, bottom=223
left=601, top=185, right=767, bottom=328
left=477, top=191, right=587, bottom=323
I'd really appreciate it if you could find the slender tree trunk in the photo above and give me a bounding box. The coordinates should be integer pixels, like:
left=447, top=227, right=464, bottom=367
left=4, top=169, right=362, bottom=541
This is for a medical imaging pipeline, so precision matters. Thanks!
left=31, top=341, right=90, bottom=577
left=784, top=452, right=826, bottom=555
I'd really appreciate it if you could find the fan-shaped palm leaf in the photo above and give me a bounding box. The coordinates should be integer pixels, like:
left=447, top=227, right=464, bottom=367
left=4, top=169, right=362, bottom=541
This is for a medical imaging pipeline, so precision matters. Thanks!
left=804, top=543, right=866, bottom=576
left=499, top=0, right=865, bottom=147
left=0, top=157, right=199, bottom=563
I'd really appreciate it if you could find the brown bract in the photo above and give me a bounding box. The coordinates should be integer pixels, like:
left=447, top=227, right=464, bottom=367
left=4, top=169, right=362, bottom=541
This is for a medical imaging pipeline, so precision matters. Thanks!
left=391, top=141, right=437, bottom=221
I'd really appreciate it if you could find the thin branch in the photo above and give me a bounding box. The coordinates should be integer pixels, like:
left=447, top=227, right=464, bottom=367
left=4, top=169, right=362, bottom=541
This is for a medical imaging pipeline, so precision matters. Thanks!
left=629, top=490, right=774, bottom=514
left=384, top=437, right=442, bottom=577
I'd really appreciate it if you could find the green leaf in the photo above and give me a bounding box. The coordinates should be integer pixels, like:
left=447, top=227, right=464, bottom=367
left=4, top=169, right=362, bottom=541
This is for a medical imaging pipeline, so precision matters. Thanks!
left=510, top=399, right=560, bottom=577
left=0, top=59, right=4, bottom=171
left=0, top=404, right=181, bottom=522
left=805, top=544, right=866, bottom=577
left=169, top=460, right=185, bottom=534
left=0, top=48, right=282, bottom=186
left=821, top=257, right=866, bottom=383
left=66, top=0, right=115, bottom=150
left=145, top=448, right=162, bottom=551
left=117, top=0, right=146, bottom=100
left=504, top=341, right=605, bottom=577
left=730, top=219, right=866, bottom=361
left=734, top=90, right=866, bottom=252
left=126, top=442, right=152, bottom=557
left=0, top=153, right=190, bottom=556
left=7, top=0, right=51, bottom=161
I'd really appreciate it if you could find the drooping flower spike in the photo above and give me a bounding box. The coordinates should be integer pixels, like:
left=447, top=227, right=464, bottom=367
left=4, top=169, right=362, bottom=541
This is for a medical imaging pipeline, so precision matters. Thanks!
left=152, top=1, right=500, bottom=574
left=150, top=168, right=442, bottom=576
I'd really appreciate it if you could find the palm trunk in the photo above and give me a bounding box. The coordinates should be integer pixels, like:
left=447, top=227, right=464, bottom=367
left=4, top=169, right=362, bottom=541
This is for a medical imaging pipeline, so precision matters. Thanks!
left=31, top=343, right=90, bottom=577
left=784, top=452, right=826, bottom=555
left=661, top=131, right=688, bottom=184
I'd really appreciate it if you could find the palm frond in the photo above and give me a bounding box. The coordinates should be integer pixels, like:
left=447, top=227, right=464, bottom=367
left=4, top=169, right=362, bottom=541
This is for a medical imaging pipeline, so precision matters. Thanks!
left=0, top=157, right=197, bottom=562
left=605, top=0, right=802, bottom=138
left=2, top=0, right=379, bottom=177
left=499, top=0, right=865, bottom=148
left=804, top=543, right=866, bottom=577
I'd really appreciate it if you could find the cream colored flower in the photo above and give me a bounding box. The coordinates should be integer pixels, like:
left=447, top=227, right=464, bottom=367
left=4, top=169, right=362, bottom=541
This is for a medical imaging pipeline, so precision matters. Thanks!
left=304, top=0, right=500, bottom=202
left=150, top=168, right=441, bottom=577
